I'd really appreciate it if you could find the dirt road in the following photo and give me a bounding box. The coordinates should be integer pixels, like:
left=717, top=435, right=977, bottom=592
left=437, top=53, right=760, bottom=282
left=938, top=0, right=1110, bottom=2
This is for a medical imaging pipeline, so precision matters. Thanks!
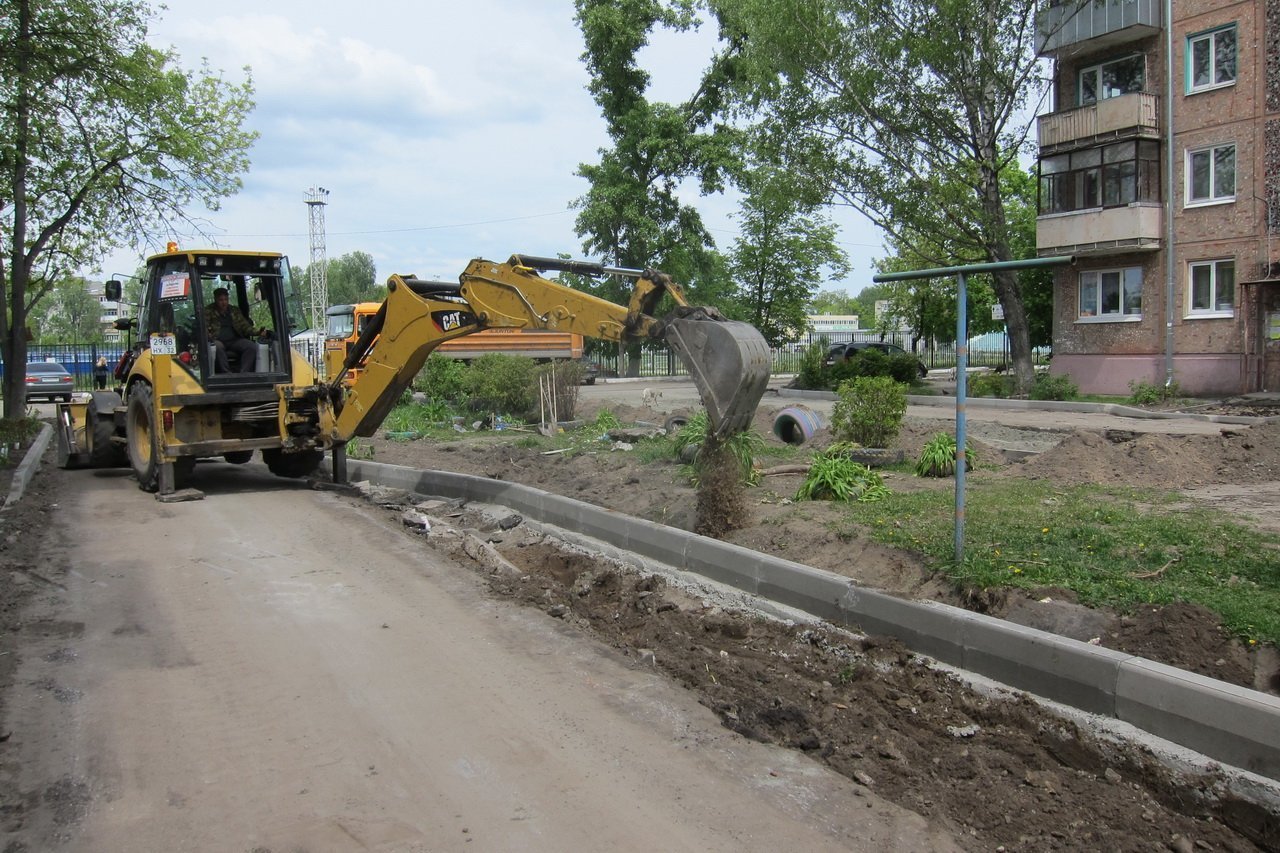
left=2, top=462, right=954, bottom=851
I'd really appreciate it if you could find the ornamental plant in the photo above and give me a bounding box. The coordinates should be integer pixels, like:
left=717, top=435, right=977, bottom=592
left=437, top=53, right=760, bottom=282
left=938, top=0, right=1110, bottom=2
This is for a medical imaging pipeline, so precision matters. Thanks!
left=914, top=432, right=976, bottom=477
left=830, top=376, right=907, bottom=448
left=795, top=446, right=889, bottom=503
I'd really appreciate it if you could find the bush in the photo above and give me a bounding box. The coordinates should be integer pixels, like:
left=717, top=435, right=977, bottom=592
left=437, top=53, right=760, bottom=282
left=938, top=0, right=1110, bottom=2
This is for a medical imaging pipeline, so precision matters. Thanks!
left=795, top=341, right=828, bottom=390
left=1127, top=378, right=1181, bottom=406
left=830, top=376, right=908, bottom=447
left=462, top=353, right=539, bottom=418
left=413, top=353, right=468, bottom=402
left=969, top=373, right=1012, bottom=398
left=1029, top=372, right=1079, bottom=401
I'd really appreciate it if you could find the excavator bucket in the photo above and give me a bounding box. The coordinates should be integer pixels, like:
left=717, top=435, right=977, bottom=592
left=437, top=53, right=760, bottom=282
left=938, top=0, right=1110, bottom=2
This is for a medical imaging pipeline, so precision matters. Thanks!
left=662, top=312, right=772, bottom=439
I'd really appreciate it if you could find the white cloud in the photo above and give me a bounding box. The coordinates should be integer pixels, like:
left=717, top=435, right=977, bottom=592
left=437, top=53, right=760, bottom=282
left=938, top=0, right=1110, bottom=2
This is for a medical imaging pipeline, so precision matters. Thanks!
left=85, top=1, right=884, bottom=295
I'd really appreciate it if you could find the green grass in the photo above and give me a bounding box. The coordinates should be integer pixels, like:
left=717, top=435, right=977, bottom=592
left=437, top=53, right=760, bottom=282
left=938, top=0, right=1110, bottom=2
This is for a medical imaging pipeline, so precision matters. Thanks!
left=847, top=480, right=1280, bottom=645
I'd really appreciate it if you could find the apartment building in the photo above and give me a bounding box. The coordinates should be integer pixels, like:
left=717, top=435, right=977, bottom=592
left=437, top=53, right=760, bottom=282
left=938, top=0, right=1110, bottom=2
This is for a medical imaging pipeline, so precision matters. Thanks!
left=1035, top=0, right=1280, bottom=395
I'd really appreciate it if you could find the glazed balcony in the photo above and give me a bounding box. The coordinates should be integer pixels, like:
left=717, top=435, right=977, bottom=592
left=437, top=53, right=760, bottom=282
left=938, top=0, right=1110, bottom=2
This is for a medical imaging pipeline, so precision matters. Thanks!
left=1037, top=0, right=1161, bottom=58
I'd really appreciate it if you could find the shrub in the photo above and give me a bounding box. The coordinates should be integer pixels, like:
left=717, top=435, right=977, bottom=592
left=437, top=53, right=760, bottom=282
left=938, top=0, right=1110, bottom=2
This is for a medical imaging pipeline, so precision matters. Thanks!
left=968, top=373, right=1012, bottom=398
left=830, top=376, right=908, bottom=447
left=413, top=353, right=468, bottom=402
left=1029, top=372, right=1078, bottom=401
left=461, top=353, right=539, bottom=417
left=1127, top=378, right=1181, bottom=406
left=914, top=432, right=976, bottom=477
left=796, top=341, right=828, bottom=390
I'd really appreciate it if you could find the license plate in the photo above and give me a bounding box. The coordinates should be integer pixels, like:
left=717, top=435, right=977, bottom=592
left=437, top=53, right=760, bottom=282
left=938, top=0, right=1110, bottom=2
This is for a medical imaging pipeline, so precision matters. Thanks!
left=150, top=333, right=177, bottom=355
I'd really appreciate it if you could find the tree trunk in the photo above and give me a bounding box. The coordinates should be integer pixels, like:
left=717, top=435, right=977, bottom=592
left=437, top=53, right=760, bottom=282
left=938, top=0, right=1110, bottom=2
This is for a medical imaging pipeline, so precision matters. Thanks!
left=992, top=268, right=1034, bottom=395
left=3, top=0, right=34, bottom=419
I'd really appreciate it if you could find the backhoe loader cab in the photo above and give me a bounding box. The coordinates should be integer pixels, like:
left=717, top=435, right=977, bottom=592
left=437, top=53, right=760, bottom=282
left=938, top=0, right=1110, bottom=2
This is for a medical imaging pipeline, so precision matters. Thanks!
left=134, top=250, right=305, bottom=384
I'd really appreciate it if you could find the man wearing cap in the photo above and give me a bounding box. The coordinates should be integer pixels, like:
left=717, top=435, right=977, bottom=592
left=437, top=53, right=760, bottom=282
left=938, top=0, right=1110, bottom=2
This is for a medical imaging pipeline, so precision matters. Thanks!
left=205, top=287, right=264, bottom=373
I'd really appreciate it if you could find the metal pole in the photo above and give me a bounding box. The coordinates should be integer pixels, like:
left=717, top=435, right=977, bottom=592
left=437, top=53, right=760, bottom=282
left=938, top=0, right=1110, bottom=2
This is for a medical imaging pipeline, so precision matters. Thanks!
left=1163, top=0, right=1177, bottom=387
left=874, top=255, right=1076, bottom=568
left=955, top=273, right=969, bottom=565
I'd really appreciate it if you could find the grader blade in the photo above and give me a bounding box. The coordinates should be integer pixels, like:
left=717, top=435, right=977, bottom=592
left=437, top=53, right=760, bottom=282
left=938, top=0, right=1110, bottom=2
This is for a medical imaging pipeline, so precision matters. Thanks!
left=662, top=312, right=771, bottom=439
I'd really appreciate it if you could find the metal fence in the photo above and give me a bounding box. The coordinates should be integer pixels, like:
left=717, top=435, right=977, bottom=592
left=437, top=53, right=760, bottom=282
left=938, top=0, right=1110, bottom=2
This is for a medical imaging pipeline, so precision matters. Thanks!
left=0, top=343, right=127, bottom=391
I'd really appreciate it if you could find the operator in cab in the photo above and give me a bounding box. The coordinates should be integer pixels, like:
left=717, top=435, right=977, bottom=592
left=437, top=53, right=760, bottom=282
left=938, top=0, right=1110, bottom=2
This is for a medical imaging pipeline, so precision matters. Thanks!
left=205, top=286, right=265, bottom=373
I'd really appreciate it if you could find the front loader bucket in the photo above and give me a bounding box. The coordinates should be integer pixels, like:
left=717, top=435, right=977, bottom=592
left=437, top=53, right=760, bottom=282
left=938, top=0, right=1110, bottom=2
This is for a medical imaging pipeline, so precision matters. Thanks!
left=663, top=313, right=771, bottom=439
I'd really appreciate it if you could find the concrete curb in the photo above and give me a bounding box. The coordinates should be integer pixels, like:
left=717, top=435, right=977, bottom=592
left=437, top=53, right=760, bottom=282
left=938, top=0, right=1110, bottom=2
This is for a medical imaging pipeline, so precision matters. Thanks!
left=2, top=423, right=53, bottom=512
left=348, top=457, right=1280, bottom=781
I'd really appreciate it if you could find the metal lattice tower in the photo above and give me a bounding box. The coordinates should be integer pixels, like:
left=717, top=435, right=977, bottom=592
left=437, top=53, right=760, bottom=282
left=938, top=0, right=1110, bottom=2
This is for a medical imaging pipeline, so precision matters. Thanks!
left=305, top=186, right=330, bottom=342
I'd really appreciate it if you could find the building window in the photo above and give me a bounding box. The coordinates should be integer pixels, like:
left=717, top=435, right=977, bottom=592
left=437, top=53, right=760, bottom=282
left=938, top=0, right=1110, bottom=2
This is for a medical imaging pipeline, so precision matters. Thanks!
left=1079, top=55, right=1144, bottom=105
left=1186, top=144, right=1235, bottom=203
left=1188, top=259, right=1234, bottom=315
left=1187, top=25, right=1237, bottom=93
left=1078, top=268, right=1143, bottom=319
left=1038, top=141, right=1159, bottom=215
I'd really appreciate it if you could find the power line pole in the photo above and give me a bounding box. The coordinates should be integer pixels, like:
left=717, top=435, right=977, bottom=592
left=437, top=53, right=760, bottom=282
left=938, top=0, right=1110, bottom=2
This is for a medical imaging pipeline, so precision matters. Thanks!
left=305, top=186, right=330, bottom=352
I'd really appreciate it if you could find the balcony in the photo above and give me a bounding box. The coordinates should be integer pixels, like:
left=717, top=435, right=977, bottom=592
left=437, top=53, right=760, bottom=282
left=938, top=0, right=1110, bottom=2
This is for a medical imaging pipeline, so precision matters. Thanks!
left=1037, top=0, right=1161, bottom=58
left=1038, top=92, right=1160, bottom=153
left=1037, top=204, right=1162, bottom=256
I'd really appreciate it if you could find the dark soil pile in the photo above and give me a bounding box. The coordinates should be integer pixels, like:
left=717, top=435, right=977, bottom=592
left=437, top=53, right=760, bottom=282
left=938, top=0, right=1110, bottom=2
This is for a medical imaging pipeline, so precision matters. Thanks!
left=1011, top=422, right=1280, bottom=489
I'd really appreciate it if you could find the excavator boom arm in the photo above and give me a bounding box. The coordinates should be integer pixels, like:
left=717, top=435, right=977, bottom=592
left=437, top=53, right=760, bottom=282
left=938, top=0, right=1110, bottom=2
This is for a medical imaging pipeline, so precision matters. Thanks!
left=324, top=256, right=770, bottom=441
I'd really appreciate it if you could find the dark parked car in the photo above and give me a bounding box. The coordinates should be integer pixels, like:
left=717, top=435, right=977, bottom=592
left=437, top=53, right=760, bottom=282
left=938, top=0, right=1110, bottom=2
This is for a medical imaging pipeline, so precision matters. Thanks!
left=24, top=361, right=75, bottom=402
left=825, top=342, right=929, bottom=379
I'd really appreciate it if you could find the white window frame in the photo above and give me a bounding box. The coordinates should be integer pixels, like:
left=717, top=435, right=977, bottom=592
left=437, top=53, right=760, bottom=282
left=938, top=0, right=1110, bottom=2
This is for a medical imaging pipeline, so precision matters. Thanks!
left=1187, top=25, right=1237, bottom=94
left=1185, top=143, right=1235, bottom=205
left=1078, top=54, right=1144, bottom=106
left=1077, top=267, right=1143, bottom=322
left=1186, top=259, right=1235, bottom=318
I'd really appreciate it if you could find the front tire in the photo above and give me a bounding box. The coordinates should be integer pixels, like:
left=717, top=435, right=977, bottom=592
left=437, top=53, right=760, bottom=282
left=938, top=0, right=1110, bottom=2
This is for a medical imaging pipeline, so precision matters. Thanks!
left=262, top=448, right=323, bottom=479
left=127, top=384, right=158, bottom=491
left=126, top=385, right=192, bottom=491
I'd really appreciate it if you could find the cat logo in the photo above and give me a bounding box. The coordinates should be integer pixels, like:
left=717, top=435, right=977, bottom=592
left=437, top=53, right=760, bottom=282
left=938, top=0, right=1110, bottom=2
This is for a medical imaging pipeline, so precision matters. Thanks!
left=433, top=309, right=477, bottom=332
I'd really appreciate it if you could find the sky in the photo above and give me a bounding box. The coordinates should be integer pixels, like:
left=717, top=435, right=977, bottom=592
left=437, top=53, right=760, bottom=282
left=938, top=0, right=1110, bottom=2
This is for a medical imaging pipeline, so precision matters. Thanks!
left=84, top=0, right=888, bottom=293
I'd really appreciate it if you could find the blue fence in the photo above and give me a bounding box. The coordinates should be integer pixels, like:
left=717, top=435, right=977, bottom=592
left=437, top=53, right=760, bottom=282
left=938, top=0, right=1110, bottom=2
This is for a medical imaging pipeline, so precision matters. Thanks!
left=0, top=344, right=126, bottom=390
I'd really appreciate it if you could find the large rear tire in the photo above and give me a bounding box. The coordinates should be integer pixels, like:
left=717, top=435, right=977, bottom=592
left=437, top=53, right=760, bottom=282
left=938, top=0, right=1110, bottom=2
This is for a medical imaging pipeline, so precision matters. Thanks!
left=87, top=391, right=126, bottom=468
left=262, top=448, right=323, bottom=479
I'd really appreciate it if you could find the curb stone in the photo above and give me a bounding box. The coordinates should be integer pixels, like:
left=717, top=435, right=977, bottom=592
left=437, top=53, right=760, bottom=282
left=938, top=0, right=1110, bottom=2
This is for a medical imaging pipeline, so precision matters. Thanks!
left=2, top=423, right=52, bottom=512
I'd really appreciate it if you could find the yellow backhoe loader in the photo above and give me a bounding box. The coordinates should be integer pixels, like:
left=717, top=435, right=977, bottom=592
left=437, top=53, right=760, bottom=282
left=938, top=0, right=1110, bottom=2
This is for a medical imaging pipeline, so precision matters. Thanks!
left=54, top=249, right=770, bottom=499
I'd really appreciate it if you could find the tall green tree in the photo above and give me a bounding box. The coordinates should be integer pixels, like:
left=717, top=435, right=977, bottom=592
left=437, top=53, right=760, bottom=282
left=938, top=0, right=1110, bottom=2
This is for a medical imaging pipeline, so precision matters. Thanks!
left=29, top=275, right=104, bottom=343
left=728, top=162, right=848, bottom=346
left=1, top=0, right=256, bottom=415
left=573, top=0, right=738, bottom=373
left=809, top=288, right=859, bottom=317
left=711, top=0, right=1046, bottom=392
left=297, top=251, right=382, bottom=310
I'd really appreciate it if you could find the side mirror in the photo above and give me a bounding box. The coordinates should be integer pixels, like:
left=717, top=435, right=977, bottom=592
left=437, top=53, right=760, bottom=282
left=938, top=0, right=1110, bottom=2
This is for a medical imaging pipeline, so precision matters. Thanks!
left=105, top=280, right=123, bottom=301
left=113, top=317, right=137, bottom=331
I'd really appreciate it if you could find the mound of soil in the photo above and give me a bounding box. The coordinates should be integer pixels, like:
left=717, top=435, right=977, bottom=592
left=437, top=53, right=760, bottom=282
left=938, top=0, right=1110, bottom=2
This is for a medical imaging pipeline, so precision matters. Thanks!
left=1012, top=422, right=1280, bottom=490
